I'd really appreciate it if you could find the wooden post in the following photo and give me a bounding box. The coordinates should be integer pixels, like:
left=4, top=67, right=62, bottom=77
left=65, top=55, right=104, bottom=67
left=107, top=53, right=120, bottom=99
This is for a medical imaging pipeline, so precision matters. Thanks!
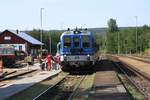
left=0, top=57, right=3, bottom=74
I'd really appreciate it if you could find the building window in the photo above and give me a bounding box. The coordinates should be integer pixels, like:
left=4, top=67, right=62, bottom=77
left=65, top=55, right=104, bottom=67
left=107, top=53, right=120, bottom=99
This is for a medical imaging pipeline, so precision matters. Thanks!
left=4, top=36, right=11, bottom=40
left=19, top=45, right=22, bottom=51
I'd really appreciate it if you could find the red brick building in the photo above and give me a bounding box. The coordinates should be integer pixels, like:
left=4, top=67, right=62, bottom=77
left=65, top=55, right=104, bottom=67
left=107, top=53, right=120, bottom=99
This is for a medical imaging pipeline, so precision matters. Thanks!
left=0, top=30, right=43, bottom=56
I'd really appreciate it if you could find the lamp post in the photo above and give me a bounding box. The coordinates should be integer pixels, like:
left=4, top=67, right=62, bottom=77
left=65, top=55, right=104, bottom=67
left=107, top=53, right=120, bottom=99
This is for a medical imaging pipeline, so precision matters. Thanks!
left=40, top=8, right=44, bottom=56
left=135, top=16, right=138, bottom=54
left=118, top=32, right=120, bottom=55
left=49, top=36, right=51, bottom=54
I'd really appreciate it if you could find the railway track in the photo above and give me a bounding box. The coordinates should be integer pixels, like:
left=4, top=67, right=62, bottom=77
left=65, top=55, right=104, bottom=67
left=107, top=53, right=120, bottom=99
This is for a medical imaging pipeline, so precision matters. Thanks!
left=112, top=58, right=150, bottom=99
left=118, top=54, right=150, bottom=64
left=33, top=75, right=86, bottom=100
left=130, top=55, right=150, bottom=60
left=88, top=58, right=131, bottom=100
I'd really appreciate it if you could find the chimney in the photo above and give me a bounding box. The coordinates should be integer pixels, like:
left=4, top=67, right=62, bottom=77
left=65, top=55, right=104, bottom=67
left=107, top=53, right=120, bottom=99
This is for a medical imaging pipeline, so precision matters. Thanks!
left=16, top=29, right=19, bottom=34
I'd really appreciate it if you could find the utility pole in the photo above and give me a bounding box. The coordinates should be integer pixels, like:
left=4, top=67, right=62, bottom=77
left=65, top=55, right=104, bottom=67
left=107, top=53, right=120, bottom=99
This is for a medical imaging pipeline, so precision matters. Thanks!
left=135, top=16, right=138, bottom=54
left=118, top=32, right=120, bottom=55
left=40, top=8, right=44, bottom=56
left=49, top=36, right=51, bottom=54
left=125, top=40, right=127, bottom=55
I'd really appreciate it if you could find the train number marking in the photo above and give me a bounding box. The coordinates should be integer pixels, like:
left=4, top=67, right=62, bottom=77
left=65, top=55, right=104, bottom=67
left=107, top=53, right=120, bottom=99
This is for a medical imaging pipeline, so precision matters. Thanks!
left=75, top=56, right=79, bottom=59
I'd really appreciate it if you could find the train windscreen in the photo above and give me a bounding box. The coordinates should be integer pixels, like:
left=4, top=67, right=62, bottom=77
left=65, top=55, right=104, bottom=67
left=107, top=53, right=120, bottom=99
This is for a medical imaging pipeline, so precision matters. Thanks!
left=73, top=37, right=80, bottom=47
left=64, top=36, right=71, bottom=48
left=82, top=35, right=90, bottom=48
left=0, top=48, right=14, bottom=55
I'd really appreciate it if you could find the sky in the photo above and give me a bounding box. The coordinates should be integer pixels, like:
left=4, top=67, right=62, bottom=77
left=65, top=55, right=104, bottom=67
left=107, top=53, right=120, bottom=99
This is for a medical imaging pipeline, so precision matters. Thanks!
left=0, top=0, right=149, bottom=31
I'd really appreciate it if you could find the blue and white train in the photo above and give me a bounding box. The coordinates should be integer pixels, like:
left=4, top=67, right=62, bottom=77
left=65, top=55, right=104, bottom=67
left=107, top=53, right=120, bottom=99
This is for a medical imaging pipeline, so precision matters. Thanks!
left=57, top=28, right=95, bottom=71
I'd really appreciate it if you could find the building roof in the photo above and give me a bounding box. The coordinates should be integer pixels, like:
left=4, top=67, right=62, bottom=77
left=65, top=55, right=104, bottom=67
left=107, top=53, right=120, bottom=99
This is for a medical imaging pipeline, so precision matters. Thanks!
left=5, top=30, right=43, bottom=45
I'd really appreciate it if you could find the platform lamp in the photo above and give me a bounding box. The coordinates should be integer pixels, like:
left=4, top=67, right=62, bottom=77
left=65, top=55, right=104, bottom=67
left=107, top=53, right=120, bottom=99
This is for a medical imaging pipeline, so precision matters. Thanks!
left=135, top=16, right=138, bottom=54
left=40, top=8, right=44, bottom=57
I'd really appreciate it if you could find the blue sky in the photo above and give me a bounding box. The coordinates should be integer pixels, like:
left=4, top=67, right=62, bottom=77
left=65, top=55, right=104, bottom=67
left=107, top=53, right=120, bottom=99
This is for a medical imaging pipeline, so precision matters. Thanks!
left=0, top=0, right=149, bottom=30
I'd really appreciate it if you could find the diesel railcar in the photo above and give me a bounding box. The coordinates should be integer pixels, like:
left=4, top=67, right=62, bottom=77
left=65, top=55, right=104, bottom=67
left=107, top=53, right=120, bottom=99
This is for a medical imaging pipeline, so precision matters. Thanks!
left=0, top=44, right=15, bottom=66
left=57, top=29, right=95, bottom=71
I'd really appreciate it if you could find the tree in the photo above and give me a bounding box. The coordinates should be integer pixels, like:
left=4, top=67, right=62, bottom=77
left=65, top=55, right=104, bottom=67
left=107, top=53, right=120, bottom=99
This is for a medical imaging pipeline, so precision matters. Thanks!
left=106, top=18, right=119, bottom=53
left=142, top=24, right=149, bottom=30
left=28, top=29, right=41, bottom=41
left=28, top=29, right=65, bottom=54
left=107, top=18, right=119, bottom=33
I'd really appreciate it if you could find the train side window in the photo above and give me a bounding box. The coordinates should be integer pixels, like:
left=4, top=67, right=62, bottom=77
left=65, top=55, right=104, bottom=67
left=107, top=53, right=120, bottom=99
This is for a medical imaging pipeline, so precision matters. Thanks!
left=64, top=37, right=71, bottom=48
left=82, top=35, right=90, bottom=48
left=3, top=48, right=7, bottom=54
left=19, top=46, right=22, bottom=51
left=73, top=37, right=80, bottom=47
left=7, top=48, right=14, bottom=54
left=0, top=48, right=2, bottom=54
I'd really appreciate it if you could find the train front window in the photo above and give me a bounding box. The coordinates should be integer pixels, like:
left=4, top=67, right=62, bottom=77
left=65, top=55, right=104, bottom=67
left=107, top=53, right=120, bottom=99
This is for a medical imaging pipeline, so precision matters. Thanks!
left=73, top=37, right=80, bottom=47
left=64, top=37, right=71, bottom=48
left=2, top=48, right=14, bottom=54
left=82, top=35, right=90, bottom=48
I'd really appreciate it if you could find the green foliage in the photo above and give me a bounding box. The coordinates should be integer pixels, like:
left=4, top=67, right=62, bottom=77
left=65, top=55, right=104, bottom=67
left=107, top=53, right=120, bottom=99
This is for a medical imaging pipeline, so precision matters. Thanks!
left=28, top=24, right=150, bottom=55
left=28, top=29, right=41, bottom=40
left=106, top=18, right=119, bottom=54
left=107, top=18, right=119, bottom=32
left=106, top=23, right=150, bottom=54
left=28, top=29, right=62, bottom=54
left=47, top=31, right=62, bottom=54
left=93, top=32, right=105, bottom=52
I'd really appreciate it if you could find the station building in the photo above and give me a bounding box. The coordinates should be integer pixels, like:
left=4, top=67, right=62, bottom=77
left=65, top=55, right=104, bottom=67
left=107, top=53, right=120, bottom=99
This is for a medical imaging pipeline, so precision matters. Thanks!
left=0, top=29, right=43, bottom=56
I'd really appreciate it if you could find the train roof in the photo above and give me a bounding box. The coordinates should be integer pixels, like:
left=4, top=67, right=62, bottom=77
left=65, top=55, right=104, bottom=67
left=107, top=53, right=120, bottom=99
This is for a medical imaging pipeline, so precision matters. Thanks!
left=62, top=30, right=92, bottom=36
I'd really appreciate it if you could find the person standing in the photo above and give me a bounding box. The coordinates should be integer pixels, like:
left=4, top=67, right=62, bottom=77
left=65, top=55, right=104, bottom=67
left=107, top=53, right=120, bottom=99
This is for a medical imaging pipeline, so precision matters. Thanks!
left=54, top=56, right=60, bottom=70
left=44, top=55, right=53, bottom=71
left=25, top=54, right=33, bottom=70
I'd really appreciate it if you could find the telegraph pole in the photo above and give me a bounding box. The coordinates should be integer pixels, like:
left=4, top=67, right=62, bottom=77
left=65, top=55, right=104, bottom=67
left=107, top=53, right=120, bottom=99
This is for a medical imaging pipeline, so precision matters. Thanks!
left=118, top=32, right=120, bottom=55
left=135, top=16, right=138, bottom=54
left=49, top=36, right=51, bottom=54
left=40, top=8, right=44, bottom=56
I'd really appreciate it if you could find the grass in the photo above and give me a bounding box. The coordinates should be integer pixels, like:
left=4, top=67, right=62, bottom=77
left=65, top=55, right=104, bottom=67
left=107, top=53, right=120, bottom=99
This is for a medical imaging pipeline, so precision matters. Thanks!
left=72, top=73, right=95, bottom=100
left=118, top=74, right=144, bottom=100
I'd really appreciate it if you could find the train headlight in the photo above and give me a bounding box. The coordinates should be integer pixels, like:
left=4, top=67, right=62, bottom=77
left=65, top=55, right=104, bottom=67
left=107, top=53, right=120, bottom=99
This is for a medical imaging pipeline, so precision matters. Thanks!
left=87, top=54, right=90, bottom=60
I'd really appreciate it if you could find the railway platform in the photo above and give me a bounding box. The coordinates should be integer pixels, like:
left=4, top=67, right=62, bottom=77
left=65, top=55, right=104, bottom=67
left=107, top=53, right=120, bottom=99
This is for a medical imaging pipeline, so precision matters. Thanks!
left=89, top=59, right=131, bottom=100
left=0, top=63, right=61, bottom=100
left=117, top=56, right=150, bottom=77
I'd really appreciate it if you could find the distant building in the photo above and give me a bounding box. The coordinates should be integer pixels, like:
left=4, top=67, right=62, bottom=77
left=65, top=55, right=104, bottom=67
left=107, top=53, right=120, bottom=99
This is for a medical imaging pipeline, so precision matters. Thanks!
left=0, top=29, right=43, bottom=56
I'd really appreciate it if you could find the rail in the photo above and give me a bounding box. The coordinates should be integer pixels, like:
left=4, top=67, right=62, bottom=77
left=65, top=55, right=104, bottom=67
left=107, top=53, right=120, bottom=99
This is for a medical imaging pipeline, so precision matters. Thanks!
left=112, top=59, right=150, bottom=99
left=68, top=75, right=86, bottom=100
left=33, top=75, right=86, bottom=100
left=32, top=74, right=69, bottom=100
